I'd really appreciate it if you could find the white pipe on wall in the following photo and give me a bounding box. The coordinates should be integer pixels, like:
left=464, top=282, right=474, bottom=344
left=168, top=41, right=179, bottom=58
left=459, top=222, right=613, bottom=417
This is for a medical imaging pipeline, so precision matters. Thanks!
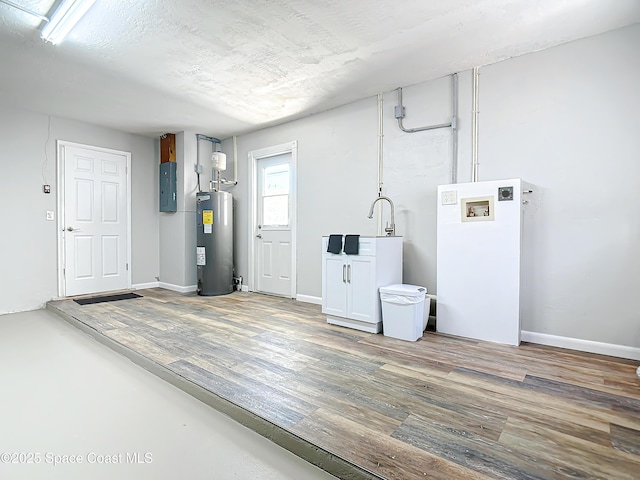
left=393, top=74, right=459, bottom=183
left=230, top=135, right=238, bottom=184
left=451, top=73, right=459, bottom=184
left=377, top=93, right=383, bottom=193
left=471, top=66, right=480, bottom=182
left=376, top=93, right=384, bottom=235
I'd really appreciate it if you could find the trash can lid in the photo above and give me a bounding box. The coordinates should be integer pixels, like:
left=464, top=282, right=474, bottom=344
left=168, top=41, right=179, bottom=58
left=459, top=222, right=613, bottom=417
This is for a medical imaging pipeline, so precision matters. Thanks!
left=379, top=284, right=426, bottom=296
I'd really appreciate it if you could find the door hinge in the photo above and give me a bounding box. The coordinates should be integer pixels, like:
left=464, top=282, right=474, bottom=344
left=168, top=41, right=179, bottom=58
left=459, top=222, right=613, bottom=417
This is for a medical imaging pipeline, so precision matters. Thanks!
left=126, top=263, right=129, bottom=271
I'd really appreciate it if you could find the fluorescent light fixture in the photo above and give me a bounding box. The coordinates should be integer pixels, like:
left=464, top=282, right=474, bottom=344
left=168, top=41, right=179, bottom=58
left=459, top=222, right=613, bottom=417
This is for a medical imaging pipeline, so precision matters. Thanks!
left=41, top=0, right=96, bottom=45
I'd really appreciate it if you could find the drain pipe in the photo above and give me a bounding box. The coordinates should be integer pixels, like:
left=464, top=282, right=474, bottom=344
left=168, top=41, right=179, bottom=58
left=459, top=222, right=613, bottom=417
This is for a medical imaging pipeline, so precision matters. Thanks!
left=471, top=67, right=480, bottom=182
left=394, top=74, right=459, bottom=183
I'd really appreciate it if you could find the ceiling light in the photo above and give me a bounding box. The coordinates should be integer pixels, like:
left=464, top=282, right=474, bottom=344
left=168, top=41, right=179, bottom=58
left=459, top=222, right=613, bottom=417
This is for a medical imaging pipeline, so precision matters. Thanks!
left=41, top=0, right=96, bottom=45
left=0, top=0, right=49, bottom=22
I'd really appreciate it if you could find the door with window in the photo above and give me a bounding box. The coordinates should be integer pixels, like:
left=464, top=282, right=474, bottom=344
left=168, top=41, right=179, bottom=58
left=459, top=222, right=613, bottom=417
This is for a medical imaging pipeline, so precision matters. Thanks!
left=255, top=153, right=293, bottom=296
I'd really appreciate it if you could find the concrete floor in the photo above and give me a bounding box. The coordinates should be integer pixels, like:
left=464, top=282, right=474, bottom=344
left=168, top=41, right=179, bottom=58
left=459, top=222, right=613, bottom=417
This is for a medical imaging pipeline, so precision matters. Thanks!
left=0, top=309, right=336, bottom=480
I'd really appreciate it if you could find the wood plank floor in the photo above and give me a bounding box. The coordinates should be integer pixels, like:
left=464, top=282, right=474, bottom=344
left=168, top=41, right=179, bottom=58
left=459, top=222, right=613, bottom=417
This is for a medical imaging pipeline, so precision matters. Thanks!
left=48, top=289, right=640, bottom=480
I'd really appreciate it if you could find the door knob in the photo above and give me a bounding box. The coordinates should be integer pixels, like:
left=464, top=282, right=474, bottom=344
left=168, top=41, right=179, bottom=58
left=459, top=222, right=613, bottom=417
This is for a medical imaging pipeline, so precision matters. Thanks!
left=256, top=234, right=262, bottom=238
left=66, top=226, right=79, bottom=231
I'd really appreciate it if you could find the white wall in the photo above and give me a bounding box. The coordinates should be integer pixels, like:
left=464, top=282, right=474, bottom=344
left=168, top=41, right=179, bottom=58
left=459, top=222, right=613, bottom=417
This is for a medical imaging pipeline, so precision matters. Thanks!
left=225, top=97, right=379, bottom=297
left=159, top=132, right=189, bottom=288
left=478, top=23, right=640, bottom=348
left=227, top=23, right=640, bottom=352
left=0, top=106, right=158, bottom=314
left=227, top=75, right=461, bottom=301
left=382, top=74, right=458, bottom=290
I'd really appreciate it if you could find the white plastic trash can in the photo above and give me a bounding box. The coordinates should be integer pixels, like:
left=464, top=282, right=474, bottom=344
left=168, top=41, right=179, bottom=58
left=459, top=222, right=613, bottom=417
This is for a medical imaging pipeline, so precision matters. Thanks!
left=379, top=284, right=429, bottom=341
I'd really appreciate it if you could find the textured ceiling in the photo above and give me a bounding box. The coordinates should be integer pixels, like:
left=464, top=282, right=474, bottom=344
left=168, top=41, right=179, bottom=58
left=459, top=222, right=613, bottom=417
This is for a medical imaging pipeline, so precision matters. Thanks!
left=1, top=0, right=639, bottom=138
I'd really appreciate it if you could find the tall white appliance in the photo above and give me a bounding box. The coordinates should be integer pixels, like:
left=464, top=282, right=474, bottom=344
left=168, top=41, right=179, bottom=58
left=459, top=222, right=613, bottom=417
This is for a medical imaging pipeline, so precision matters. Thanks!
left=436, top=178, right=531, bottom=345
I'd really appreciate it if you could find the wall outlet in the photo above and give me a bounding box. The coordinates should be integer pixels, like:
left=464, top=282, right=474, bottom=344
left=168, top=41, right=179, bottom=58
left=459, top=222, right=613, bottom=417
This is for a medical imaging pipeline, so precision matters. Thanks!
left=46, top=211, right=55, bottom=221
left=441, top=190, right=457, bottom=205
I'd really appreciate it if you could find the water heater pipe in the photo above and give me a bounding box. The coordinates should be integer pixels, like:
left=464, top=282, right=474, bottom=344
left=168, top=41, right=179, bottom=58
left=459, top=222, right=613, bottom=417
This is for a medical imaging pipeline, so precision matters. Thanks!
left=196, top=134, right=222, bottom=144
left=195, top=134, right=222, bottom=192
left=471, top=67, right=480, bottom=182
left=227, top=135, right=238, bottom=185
left=211, top=135, right=238, bottom=187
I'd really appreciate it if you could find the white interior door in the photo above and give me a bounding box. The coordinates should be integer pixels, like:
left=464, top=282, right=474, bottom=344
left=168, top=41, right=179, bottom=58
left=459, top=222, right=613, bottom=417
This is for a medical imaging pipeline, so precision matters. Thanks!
left=61, top=143, right=130, bottom=297
left=255, top=154, right=293, bottom=297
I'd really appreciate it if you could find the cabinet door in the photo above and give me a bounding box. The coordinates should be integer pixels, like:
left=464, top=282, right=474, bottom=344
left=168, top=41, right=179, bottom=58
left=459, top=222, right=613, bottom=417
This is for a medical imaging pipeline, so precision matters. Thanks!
left=347, top=256, right=376, bottom=322
left=322, top=256, right=347, bottom=317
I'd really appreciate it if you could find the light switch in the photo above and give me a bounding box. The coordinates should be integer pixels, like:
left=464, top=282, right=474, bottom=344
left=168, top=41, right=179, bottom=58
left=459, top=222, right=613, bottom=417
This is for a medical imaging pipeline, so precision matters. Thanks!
left=46, top=211, right=55, bottom=221
left=441, top=190, right=457, bottom=205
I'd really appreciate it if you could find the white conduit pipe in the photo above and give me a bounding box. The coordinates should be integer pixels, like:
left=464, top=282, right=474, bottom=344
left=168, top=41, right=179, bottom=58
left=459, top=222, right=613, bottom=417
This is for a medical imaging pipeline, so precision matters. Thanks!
left=394, top=74, right=459, bottom=183
left=377, top=93, right=384, bottom=193
left=471, top=66, right=480, bottom=182
left=395, top=88, right=452, bottom=133
left=451, top=73, right=459, bottom=184
left=376, top=93, right=384, bottom=235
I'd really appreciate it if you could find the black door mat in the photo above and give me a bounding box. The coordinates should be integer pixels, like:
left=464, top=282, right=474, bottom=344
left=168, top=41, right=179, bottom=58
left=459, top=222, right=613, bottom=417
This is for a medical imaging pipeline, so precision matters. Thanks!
left=74, top=293, right=142, bottom=305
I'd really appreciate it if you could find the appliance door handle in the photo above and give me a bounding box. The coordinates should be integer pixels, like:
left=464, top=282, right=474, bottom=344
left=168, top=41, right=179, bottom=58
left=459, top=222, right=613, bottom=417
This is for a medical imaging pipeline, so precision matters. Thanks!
left=347, top=264, right=351, bottom=283
left=342, top=264, right=346, bottom=283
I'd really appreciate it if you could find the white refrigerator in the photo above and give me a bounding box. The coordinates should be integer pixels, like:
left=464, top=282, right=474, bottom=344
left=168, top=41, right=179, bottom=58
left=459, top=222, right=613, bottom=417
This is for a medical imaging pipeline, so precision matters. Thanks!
left=436, top=178, right=531, bottom=345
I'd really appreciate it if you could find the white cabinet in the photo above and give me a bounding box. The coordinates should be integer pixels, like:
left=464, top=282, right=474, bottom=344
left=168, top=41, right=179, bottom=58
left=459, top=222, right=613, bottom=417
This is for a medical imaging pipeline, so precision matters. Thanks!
left=321, top=236, right=402, bottom=333
left=323, top=255, right=375, bottom=321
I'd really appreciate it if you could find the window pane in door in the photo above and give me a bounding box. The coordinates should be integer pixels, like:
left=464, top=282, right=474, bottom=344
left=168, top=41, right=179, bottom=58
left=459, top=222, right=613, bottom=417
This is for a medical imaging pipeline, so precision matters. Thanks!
left=264, top=166, right=289, bottom=196
left=263, top=194, right=289, bottom=226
